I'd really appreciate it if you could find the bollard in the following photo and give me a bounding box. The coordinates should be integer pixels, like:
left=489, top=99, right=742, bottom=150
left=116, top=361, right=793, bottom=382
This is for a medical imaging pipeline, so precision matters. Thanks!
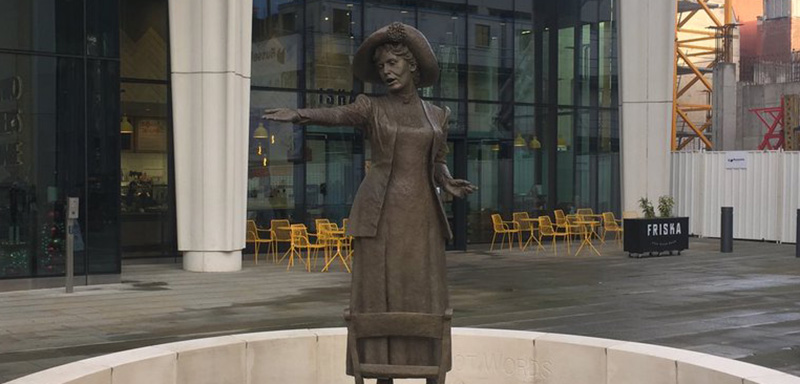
left=721, top=207, right=733, bottom=253
left=796, top=209, right=800, bottom=258
left=66, top=219, right=74, bottom=293
left=65, top=198, right=79, bottom=294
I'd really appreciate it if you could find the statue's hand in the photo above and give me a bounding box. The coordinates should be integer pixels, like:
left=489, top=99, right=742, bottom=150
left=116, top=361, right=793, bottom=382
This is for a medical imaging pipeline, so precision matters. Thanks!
left=263, top=108, right=300, bottom=123
left=443, top=178, right=477, bottom=199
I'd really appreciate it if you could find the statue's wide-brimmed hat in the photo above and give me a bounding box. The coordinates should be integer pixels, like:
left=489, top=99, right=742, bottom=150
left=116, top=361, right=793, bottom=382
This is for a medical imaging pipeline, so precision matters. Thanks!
left=353, top=22, right=440, bottom=88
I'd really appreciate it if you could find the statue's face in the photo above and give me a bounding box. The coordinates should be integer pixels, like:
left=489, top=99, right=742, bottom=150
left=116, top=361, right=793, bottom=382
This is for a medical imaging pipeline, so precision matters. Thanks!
left=375, top=50, right=416, bottom=93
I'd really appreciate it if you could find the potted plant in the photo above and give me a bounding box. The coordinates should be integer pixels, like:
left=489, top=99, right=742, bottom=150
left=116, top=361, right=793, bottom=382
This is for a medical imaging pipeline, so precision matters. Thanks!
left=658, top=195, right=674, bottom=218
left=624, top=195, right=689, bottom=257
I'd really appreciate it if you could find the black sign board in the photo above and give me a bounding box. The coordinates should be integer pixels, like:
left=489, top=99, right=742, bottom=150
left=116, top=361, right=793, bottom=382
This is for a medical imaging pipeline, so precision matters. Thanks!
left=624, top=217, right=689, bottom=256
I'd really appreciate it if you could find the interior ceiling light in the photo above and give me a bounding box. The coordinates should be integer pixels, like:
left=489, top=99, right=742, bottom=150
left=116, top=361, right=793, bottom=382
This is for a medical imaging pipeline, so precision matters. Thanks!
left=514, top=133, right=526, bottom=147
left=253, top=122, right=269, bottom=139
left=120, top=115, right=134, bottom=133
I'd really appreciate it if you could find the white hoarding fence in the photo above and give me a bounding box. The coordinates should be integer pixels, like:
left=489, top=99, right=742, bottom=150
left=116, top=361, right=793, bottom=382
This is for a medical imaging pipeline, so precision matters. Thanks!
left=670, top=151, right=800, bottom=243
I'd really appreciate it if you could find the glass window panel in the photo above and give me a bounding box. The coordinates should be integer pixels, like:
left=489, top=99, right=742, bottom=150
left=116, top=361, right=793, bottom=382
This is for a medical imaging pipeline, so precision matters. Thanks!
left=467, top=0, right=513, bottom=102
left=87, top=0, right=120, bottom=57
left=418, top=2, right=466, bottom=99
left=304, top=125, right=364, bottom=229
left=120, top=82, right=172, bottom=258
left=0, top=0, right=84, bottom=54
left=87, top=60, right=121, bottom=271
left=364, top=1, right=415, bottom=34
left=467, top=93, right=512, bottom=243
left=252, top=0, right=301, bottom=88
left=0, top=55, right=90, bottom=278
left=467, top=101, right=512, bottom=138
left=513, top=105, right=547, bottom=214
left=436, top=99, right=466, bottom=136
left=573, top=110, right=592, bottom=209
left=248, top=91, right=299, bottom=226
left=515, top=0, right=535, bottom=104
left=0, top=55, right=56, bottom=277
left=555, top=107, right=573, bottom=212
left=305, top=1, right=361, bottom=91
left=120, top=0, right=169, bottom=80
left=577, top=23, right=592, bottom=106
left=557, top=26, right=575, bottom=106
left=465, top=139, right=512, bottom=243
left=599, top=21, right=614, bottom=108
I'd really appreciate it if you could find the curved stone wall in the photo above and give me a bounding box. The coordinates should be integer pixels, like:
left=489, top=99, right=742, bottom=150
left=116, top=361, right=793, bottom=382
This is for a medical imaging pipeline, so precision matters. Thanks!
left=6, top=328, right=800, bottom=384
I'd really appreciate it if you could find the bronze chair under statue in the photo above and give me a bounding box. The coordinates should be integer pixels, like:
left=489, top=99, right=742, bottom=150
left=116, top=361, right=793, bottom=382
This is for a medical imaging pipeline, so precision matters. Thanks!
left=264, top=22, right=476, bottom=384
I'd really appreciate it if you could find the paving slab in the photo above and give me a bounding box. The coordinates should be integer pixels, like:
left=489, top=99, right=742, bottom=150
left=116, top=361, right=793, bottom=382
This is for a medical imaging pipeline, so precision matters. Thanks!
left=1, top=238, right=800, bottom=382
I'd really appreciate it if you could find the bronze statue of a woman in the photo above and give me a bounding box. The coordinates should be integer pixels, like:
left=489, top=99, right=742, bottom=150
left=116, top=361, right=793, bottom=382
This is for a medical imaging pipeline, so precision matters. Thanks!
left=264, top=22, right=475, bottom=384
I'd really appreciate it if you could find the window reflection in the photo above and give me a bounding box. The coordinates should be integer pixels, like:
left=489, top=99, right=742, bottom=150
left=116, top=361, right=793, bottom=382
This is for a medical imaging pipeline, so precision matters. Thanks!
left=305, top=0, right=361, bottom=91
left=467, top=0, right=513, bottom=102
left=466, top=139, right=512, bottom=243
left=249, top=91, right=299, bottom=226
left=120, top=82, right=171, bottom=257
left=120, top=0, right=168, bottom=80
left=0, top=0, right=84, bottom=54
left=305, top=125, right=363, bottom=230
left=418, top=2, right=465, bottom=99
left=513, top=105, right=547, bottom=215
left=252, top=0, right=301, bottom=88
left=0, top=54, right=90, bottom=278
left=240, top=0, right=622, bottom=246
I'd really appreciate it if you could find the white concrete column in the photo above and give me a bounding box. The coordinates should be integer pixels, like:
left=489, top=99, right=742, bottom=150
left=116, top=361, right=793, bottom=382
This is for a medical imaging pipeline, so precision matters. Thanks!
left=168, top=0, right=252, bottom=272
left=617, top=0, right=676, bottom=212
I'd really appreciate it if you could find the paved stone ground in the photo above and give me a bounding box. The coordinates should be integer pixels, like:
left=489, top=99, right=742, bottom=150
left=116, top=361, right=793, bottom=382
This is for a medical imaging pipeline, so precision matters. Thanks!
left=1, top=238, right=800, bottom=382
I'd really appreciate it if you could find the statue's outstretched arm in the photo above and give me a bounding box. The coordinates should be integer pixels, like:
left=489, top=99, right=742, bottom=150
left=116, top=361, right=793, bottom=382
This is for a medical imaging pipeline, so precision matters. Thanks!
left=263, top=94, right=371, bottom=128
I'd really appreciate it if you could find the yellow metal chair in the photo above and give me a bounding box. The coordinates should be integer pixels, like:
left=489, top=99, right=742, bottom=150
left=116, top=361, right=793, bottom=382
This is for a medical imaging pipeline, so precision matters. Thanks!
left=513, top=212, right=543, bottom=251
left=554, top=209, right=570, bottom=233
left=490, top=214, right=522, bottom=251
left=246, top=220, right=275, bottom=264
left=576, top=208, right=594, bottom=216
left=565, top=213, right=579, bottom=241
left=271, top=219, right=292, bottom=263
left=341, top=218, right=354, bottom=262
left=314, top=218, right=330, bottom=236
left=286, top=224, right=325, bottom=272
left=602, top=212, right=624, bottom=244
left=538, top=216, right=570, bottom=255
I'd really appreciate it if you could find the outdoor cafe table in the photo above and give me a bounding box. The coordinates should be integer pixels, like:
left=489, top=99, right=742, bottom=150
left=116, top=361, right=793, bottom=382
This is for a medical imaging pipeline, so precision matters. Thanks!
left=517, top=218, right=544, bottom=251
left=573, top=220, right=601, bottom=256
left=321, top=228, right=351, bottom=273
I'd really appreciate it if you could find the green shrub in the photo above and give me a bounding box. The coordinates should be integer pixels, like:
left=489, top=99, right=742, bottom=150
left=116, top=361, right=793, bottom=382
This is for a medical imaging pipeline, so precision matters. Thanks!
left=658, top=195, right=675, bottom=218
left=639, top=197, right=655, bottom=219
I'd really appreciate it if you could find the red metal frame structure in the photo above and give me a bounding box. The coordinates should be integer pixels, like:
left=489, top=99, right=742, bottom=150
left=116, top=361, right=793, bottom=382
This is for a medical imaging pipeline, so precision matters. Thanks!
left=750, top=98, right=785, bottom=150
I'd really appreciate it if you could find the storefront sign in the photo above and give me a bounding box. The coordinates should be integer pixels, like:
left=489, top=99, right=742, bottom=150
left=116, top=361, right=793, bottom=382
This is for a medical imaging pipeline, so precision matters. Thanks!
left=136, top=119, right=167, bottom=151
left=624, top=217, right=690, bottom=256
left=0, top=76, right=23, bottom=103
left=316, top=88, right=356, bottom=106
left=251, top=35, right=299, bottom=87
left=725, top=152, right=747, bottom=169
left=0, top=76, right=23, bottom=134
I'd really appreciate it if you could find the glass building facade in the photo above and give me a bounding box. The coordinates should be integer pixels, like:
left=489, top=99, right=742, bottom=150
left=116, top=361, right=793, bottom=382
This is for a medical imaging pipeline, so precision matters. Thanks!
left=248, top=0, right=620, bottom=249
left=0, top=0, right=618, bottom=283
left=0, top=0, right=121, bottom=283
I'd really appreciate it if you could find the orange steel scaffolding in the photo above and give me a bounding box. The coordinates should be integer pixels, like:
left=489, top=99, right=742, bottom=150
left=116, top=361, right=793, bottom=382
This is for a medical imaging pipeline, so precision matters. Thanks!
left=673, top=0, right=735, bottom=151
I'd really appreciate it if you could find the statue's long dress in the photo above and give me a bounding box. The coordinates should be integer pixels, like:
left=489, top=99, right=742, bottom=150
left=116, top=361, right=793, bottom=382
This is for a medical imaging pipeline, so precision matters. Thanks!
left=347, top=110, right=450, bottom=371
